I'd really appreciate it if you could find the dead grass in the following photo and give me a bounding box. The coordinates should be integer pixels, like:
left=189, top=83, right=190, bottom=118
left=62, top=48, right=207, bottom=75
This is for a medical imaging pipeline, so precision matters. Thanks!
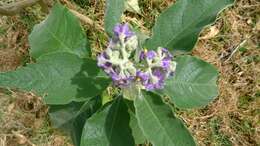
left=0, top=90, right=73, bottom=146
left=184, top=0, right=260, bottom=145
left=0, top=0, right=259, bottom=146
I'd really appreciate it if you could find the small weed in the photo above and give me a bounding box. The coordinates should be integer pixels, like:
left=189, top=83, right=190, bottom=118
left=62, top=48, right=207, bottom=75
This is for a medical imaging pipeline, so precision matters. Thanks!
left=238, top=95, right=256, bottom=108
left=31, top=118, right=54, bottom=145
left=209, top=117, right=232, bottom=146
left=20, top=12, right=39, bottom=32
left=243, top=55, right=260, bottom=63
left=73, top=0, right=90, bottom=9
left=0, top=43, right=7, bottom=49
left=20, top=55, right=32, bottom=66
left=0, top=26, right=6, bottom=35
left=239, top=47, right=248, bottom=53
left=229, top=113, right=256, bottom=145
left=19, top=6, right=45, bottom=32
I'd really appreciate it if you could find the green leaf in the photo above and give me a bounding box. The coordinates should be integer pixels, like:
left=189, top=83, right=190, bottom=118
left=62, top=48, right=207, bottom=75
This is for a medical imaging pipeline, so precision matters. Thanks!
left=104, top=0, right=126, bottom=36
left=157, top=55, right=218, bottom=109
left=0, top=53, right=110, bottom=104
left=101, top=90, right=113, bottom=105
left=145, top=0, right=234, bottom=51
left=81, top=97, right=135, bottom=146
left=49, top=96, right=102, bottom=146
left=129, top=109, right=146, bottom=144
left=134, top=91, right=196, bottom=146
left=49, top=102, right=84, bottom=129
left=123, top=99, right=146, bottom=144
left=29, top=3, right=90, bottom=59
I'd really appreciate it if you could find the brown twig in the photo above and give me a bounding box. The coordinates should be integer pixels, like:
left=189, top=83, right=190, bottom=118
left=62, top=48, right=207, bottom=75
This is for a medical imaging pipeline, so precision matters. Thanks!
left=69, top=9, right=104, bottom=31
left=0, top=0, right=47, bottom=16
left=60, top=0, right=105, bottom=32
left=0, top=0, right=104, bottom=33
left=0, top=0, right=105, bottom=37
left=225, top=39, right=247, bottom=62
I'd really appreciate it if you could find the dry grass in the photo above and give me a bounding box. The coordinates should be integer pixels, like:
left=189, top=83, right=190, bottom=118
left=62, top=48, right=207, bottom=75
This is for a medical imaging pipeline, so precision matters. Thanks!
left=0, top=0, right=259, bottom=145
left=185, top=1, right=260, bottom=145
left=0, top=90, right=73, bottom=146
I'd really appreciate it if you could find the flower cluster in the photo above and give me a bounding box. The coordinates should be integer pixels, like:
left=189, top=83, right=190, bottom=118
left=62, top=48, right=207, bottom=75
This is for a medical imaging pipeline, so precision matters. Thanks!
left=136, top=47, right=176, bottom=90
left=97, top=24, right=177, bottom=90
left=97, top=24, right=138, bottom=87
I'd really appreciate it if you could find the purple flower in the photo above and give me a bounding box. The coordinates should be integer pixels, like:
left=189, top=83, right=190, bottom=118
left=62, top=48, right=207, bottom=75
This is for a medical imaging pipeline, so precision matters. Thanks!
left=162, top=58, right=171, bottom=69
left=161, top=47, right=169, bottom=53
left=97, top=23, right=177, bottom=90
left=136, top=48, right=176, bottom=91
left=147, top=51, right=156, bottom=60
left=139, top=50, right=157, bottom=60
left=136, top=68, right=166, bottom=91
left=146, top=69, right=165, bottom=90
left=152, top=68, right=165, bottom=80
left=112, top=75, right=135, bottom=87
left=113, top=24, right=134, bottom=38
left=97, top=52, right=109, bottom=68
left=139, top=51, right=146, bottom=60
left=136, top=71, right=149, bottom=81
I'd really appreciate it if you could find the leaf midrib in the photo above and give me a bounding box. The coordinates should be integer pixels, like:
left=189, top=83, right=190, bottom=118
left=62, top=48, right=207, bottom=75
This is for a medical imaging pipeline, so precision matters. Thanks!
left=142, top=97, right=175, bottom=146
left=44, top=25, right=72, bottom=52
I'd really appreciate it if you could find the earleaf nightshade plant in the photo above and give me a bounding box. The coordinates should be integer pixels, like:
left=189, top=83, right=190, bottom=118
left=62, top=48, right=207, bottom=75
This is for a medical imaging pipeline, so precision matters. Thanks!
left=0, top=0, right=234, bottom=146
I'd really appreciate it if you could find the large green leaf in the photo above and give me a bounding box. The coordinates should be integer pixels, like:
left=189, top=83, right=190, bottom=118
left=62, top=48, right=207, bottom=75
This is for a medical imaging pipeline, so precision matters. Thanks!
left=49, top=96, right=102, bottom=146
left=0, top=53, right=110, bottom=104
left=134, top=91, right=196, bottom=146
left=104, top=0, right=126, bottom=36
left=157, top=55, right=218, bottom=109
left=29, top=3, right=90, bottom=59
left=145, top=0, right=234, bottom=51
left=81, top=97, right=135, bottom=146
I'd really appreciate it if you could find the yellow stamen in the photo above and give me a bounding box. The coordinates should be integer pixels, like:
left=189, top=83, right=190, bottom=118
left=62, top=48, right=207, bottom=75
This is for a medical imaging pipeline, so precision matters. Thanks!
left=144, top=48, right=148, bottom=54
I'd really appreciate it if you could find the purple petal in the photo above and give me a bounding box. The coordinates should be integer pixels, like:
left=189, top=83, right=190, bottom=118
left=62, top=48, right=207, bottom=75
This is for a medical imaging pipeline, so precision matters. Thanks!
left=160, top=48, right=173, bottom=58
left=113, top=24, right=134, bottom=38
left=104, top=62, right=112, bottom=67
left=136, top=71, right=149, bottom=81
left=152, top=68, right=164, bottom=80
left=147, top=51, right=156, bottom=60
left=101, top=52, right=109, bottom=59
left=139, top=51, right=146, bottom=60
left=145, top=84, right=154, bottom=90
left=161, top=48, right=169, bottom=53
left=162, top=59, right=171, bottom=69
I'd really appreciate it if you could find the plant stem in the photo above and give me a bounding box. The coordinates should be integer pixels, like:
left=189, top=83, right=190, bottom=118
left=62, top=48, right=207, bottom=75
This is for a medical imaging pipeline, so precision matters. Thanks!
left=0, top=0, right=43, bottom=16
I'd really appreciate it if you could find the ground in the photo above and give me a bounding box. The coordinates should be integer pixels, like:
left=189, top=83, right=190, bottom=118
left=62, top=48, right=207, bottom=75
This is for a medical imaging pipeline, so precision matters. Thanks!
left=0, top=0, right=259, bottom=146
